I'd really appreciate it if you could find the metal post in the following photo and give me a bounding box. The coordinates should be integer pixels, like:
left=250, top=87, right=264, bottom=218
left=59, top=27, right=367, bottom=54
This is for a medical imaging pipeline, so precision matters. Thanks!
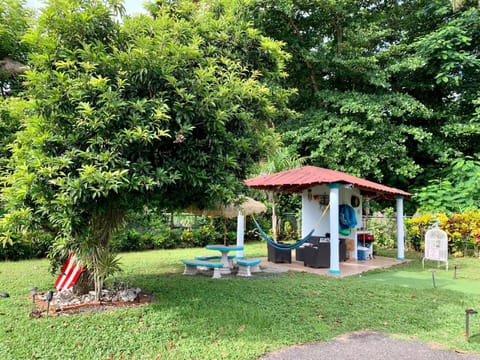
left=46, top=290, right=53, bottom=316
left=454, top=265, right=457, bottom=279
left=30, top=287, right=37, bottom=304
left=465, top=309, right=478, bottom=337
left=431, top=270, right=436, bottom=288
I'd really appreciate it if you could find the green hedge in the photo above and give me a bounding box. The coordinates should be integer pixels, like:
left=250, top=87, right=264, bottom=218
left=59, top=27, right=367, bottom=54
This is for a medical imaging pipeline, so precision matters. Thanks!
left=0, top=212, right=269, bottom=261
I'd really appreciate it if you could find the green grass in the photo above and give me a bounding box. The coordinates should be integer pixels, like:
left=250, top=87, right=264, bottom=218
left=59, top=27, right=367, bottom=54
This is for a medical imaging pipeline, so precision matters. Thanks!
left=1, top=243, right=480, bottom=359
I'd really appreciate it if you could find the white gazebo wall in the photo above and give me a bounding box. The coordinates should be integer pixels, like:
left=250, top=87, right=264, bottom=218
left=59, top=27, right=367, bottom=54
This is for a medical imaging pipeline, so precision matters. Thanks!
left=301, top=184, right=362, bottom=237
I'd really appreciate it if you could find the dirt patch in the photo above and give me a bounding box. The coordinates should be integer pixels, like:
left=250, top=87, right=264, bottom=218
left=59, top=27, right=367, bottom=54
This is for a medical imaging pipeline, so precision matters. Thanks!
left=29, top=289, right=154, bottom=317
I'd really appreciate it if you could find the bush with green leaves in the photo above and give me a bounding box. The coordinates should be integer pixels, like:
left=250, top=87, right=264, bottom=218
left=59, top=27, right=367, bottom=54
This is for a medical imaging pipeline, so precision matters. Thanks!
left=405, top=211, right=480, bottom=256
left=415, top=157, right=480, bottom=213
left=367, top=208, right=397, bottom=249
left=0, top=230, right=53, bottom=261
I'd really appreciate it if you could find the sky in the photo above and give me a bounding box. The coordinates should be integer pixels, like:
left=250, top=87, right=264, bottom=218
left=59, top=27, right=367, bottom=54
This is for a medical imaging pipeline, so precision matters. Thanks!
left=25, top=0, right=147, bottom=15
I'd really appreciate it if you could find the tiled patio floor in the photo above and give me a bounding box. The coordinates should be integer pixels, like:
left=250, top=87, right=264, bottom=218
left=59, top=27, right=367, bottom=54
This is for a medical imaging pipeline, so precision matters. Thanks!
left=260, top=256, right=410, bottom=278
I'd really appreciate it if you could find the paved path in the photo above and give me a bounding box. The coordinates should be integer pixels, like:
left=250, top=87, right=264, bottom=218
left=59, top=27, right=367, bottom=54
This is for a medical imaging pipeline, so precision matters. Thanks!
left=259, top=331, right=480, bottom=360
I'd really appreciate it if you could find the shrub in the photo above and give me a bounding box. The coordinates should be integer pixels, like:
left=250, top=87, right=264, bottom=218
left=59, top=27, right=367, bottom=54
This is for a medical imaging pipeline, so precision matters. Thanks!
left=368, top=208, right=397, bottom=249
left=0, top=240, right=35, bottom=261
left=404, top=213, right=439, bottom=251
left=0, top=231, right=53, bottom=261
left=191, top=224, right=221, bottom=247
left=405, top=210, right=480, bottom=256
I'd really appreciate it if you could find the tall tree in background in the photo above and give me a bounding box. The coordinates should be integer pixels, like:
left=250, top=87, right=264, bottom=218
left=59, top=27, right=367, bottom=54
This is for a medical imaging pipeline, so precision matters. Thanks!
left=250, top=141, right=305, bottom=240
left=407, top=1, right=480, bottom=183
left=251, top=0, right=431, bottom=187
left=0, top=0, right=292, bottom=297
left=250, top=0, right=480, bottom=197
left=405, top=0, right=480, bottom=208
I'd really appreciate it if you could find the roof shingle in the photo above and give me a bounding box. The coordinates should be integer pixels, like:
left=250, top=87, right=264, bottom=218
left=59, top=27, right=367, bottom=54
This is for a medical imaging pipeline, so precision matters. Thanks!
left=244, top=166, right=412, bottom=199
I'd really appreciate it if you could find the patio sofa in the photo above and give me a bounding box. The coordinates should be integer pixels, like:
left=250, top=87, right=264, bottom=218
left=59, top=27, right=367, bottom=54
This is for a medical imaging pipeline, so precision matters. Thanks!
left=298, top=236, right=347, bottom=268
left=267, top=242, right=292, bottom=263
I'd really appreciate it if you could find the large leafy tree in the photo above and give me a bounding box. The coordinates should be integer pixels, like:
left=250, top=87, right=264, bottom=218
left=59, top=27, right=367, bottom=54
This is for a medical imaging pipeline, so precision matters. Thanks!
left=250, top=0, right=480, bottom=197
left=415, top=157, right=480, bottom=213
left=405, top=1, right=480, bottom=188
left=250, top=0, right=432, bottom=187
left=0, top=0, right=291, bottom=297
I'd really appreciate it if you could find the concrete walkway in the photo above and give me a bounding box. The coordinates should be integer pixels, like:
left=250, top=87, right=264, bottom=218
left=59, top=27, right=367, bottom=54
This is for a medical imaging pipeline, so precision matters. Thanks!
left=260, top=256, right=409, bottom=277
left=259, top=331, right=480, bottom=360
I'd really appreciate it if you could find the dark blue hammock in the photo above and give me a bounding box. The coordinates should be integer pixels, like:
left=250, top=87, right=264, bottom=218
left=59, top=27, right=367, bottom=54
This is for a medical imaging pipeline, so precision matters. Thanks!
left=253, top=218, right=315, bottom=251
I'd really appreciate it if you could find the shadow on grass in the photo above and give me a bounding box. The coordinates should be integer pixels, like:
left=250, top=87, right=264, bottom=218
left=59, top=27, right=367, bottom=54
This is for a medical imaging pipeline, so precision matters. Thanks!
left=117, top=269, right=291, bottom=311
left=469, top=334, right=480, bottom=344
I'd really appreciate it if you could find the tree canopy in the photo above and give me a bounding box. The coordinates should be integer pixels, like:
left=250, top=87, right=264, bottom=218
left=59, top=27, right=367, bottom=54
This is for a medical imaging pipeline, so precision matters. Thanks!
left=0, top=0, right=293, bottom=296
left=250, top=0, right=480, bottom=200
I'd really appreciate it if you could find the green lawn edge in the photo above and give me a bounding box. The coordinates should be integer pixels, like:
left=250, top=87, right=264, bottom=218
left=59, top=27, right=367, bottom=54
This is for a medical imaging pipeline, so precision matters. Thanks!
left=1, top=243, right=479, bottom=359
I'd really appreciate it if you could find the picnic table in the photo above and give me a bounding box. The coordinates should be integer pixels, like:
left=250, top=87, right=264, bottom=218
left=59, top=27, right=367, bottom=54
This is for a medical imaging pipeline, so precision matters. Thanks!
left=205, top=244, right=244, bottom=274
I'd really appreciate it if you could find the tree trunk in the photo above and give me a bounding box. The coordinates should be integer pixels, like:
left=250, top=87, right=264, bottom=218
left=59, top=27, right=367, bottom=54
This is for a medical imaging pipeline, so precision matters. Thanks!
left=269, top=191, right=280, bottom=242
left=336, top=17, right=343, bottom=55
left=89, top=205, right=125, bottom=301
left=288, top=19, right=320, bottom=95
left=0, top=57, right=26, bottom=76
left=72, top=270, right=94, bottom=295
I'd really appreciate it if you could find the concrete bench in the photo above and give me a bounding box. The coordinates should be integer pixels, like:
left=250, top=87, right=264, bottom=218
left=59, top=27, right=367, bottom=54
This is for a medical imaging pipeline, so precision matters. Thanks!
left=236, top=258, right=261, bottom=277
left=195, top=255, right=236, bottom=268
left=182, top=260, right=224, bottom=279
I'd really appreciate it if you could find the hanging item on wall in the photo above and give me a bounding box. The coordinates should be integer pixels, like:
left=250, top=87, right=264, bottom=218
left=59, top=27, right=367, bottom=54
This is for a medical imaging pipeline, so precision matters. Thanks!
left=307, top=189, right=313, bottom=201
left=363, top=199, right=370, bottom=216
left=313, top=194, right=329, bottom=206
left=351, top=195, right=360, bottom=208
left=339, top=204, right=358, bottom=235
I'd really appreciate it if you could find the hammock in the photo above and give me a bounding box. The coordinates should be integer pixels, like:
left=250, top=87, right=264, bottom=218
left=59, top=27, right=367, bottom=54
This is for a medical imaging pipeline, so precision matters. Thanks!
left=253, top=202, right=330, bottom=251
left=253, top=217, right=314, bottom=250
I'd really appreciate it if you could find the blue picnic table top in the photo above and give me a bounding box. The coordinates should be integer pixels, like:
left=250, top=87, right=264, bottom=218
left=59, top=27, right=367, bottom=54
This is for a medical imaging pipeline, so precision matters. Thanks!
left=206, top=244, right=244, bottom=252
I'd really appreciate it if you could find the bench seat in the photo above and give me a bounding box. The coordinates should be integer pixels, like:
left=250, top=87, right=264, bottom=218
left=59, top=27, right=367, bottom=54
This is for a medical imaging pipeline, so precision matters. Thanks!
left=236, top=258, right=261, bottom=277
left=182, top=260, right=224, bottom=279
left=195, top=255, right=236, bottom=268
left=195, top=255, right=236, bottom=261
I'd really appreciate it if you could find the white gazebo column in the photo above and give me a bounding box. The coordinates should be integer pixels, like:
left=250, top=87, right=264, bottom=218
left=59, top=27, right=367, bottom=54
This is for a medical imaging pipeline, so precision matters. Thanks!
left=236, top=211, right=245, bottom=259
left=328, top=183, right=341, bottom=275
left=396, top=195, right=405, bottom=261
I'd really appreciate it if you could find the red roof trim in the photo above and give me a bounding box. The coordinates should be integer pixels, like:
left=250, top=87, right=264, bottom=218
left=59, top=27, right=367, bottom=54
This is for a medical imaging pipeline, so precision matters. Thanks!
left=244, top=166, right=412, bottom=199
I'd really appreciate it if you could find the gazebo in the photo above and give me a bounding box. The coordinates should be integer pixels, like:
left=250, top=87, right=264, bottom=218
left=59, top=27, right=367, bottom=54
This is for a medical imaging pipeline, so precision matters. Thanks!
left=244, top=166, right=412, bottom=275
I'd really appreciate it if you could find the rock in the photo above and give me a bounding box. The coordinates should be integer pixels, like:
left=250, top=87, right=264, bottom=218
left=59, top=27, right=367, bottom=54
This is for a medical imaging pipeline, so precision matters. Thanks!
left=118, top=288, right=140, bottom=302
left=57, top=289, right=74, bottom=301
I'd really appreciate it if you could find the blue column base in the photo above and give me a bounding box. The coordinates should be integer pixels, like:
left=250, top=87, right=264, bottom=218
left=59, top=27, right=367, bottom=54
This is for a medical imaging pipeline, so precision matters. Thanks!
left=328, top=269, right=341, bottom=275
left=396, top=257, right=405, bottom=261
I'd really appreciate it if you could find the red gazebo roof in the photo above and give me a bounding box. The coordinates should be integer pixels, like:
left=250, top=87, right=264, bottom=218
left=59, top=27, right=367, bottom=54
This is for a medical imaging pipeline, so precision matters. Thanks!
left=244, top=166, right=412, bottom=199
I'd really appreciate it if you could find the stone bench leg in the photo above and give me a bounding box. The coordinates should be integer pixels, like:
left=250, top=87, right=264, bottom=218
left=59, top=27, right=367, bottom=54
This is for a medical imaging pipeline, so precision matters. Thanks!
left=237, top=265, right=252, bottom=277
left=212, top=268, right=222, bottom=279
left=251, top=264, right=261, bottom=273
left=183, top=264, right=198, bottom=276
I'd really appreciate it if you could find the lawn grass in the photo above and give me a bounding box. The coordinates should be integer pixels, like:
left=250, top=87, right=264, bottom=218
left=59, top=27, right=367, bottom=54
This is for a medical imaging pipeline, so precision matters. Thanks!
left=1, top=243, right=480, bottom=359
